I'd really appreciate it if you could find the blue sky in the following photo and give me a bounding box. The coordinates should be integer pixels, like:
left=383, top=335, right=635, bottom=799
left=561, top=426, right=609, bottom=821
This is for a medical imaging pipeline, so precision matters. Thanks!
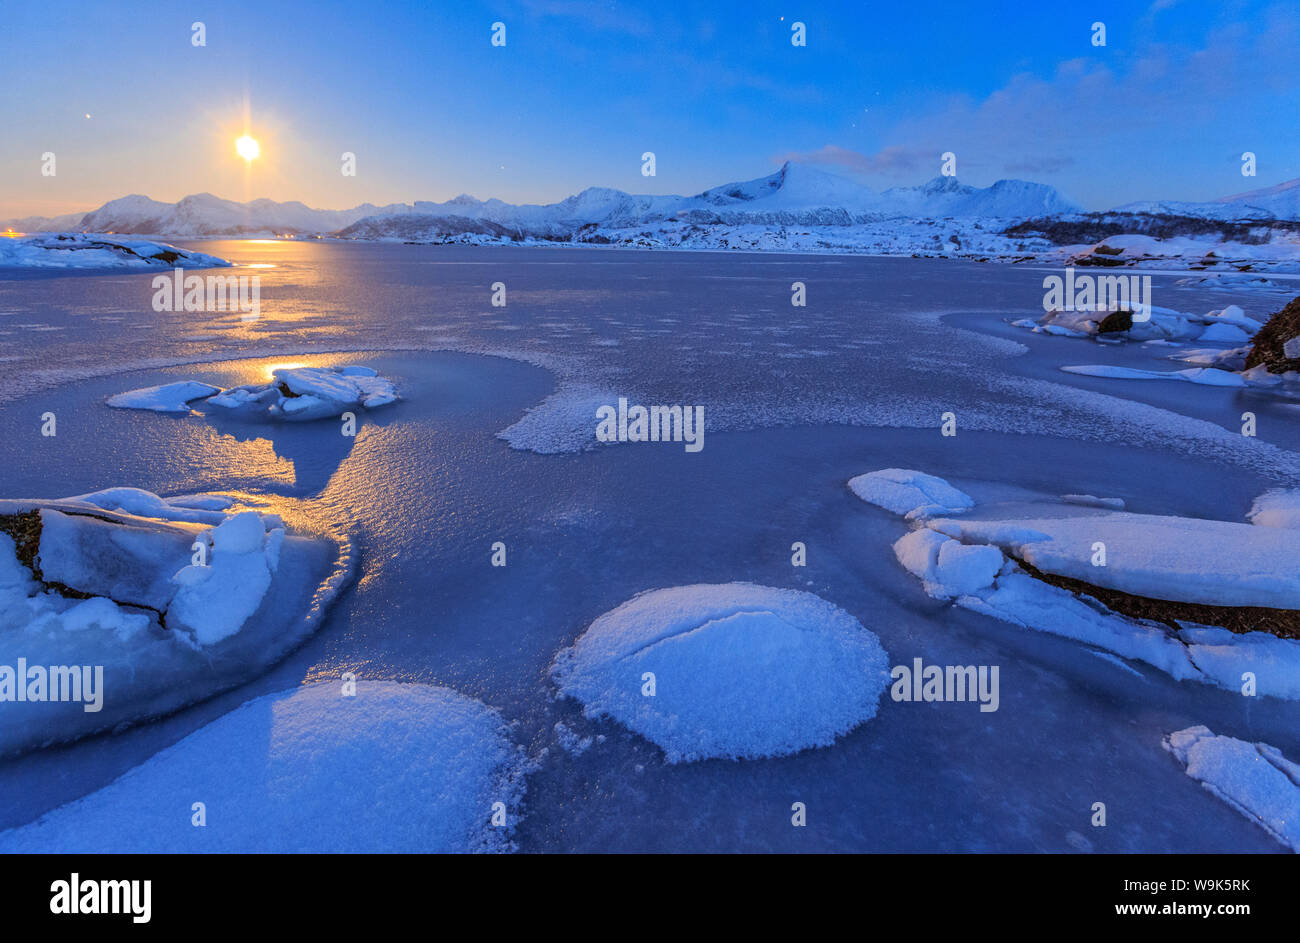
left=2, top=0, right=1297, bottom=216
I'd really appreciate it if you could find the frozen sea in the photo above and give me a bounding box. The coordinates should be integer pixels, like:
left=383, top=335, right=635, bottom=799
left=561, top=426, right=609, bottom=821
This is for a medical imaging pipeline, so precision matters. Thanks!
left=0, top=241, right=1298, bottom=852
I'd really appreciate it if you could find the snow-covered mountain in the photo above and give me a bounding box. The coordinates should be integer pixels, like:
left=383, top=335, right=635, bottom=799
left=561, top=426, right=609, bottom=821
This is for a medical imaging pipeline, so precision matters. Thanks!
left=340, top=162, right=1083, bottom=238
left=75, top=193, right=416, bottom=237
left=3, top=210, right=94, bottom=233
left=4, top=163, right=1081, bottom=239
left=1113, top=178, right=1300, bottom=221
left=11, top=163, right=1300, bottom=245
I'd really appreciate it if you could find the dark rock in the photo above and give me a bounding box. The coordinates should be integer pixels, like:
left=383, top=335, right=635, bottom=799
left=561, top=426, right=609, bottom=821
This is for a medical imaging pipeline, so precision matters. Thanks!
left=1097, top=309, right=1134, bottom=334
left=1244, top=296, right=1300, bottom=374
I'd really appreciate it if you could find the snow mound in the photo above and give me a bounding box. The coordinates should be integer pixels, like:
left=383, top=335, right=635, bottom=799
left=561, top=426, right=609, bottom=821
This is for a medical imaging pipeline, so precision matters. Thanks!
left=112, top=365, right=398, bottom=422
left=0, top=490, right=349, bottom=756
left=848, top=468, right=975, bottom=519
left=0, top=234, right=229, bottom=269
left=106, top=381, right=221, bottom=414
left=551, top=583, right=890, bottom=763
left=1164, top=726, right=1300, bottom=853
left=0, top=682, right=527, bottom=853
left=1248, top=489, right=1300, bottom=530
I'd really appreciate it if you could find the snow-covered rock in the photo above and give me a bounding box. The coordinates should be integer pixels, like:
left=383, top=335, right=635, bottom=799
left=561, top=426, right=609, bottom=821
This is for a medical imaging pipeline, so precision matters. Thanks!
left=551, top=583, right=890, bottom=763
left=865, top=469, right=1300, bottom=699
left=0, top=234, right=229, bottom=269
left=0, top=489, right=348, bottom=757
left=0, top=682, right=528, bottom=852
left=1164, top=726, right=1300, bottom=852
left=1026, top=303, right=1258, bottom=344
left=926, top=508, right=1300, bottom=609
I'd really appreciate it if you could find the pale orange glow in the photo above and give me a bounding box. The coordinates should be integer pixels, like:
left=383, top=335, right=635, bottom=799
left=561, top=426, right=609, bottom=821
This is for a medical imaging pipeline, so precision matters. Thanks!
left=265, top=361, right=306, bottom=379
left=235, top=135, right=261, bottom=161
left=1, top=229, right=22, bottom=238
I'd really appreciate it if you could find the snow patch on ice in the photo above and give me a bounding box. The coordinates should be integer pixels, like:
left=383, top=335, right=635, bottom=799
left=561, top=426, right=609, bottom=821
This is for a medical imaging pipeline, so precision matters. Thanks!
left=0, top=682, right=528, bottom=852
left=1063, top=494, right=1126, bottom=510
left=848, top=468, right=975, bottom=519
left=1248, top=489, right=1300, bottom=530
left=1061, top=364, right=1247, bottom=387
left=551, top=583, right=890, bottom=763
left=1164, top=726, right=1300, bottom=853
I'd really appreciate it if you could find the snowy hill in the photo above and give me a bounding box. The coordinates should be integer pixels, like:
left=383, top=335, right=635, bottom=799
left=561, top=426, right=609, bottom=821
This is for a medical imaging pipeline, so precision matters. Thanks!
left=2, top=210, right=91, bottom=233
left=5, top=162, right=1080, bottom=239
left=341, top=162, right=1082, bottom=238
left=76, top=193, right=414, bottom=237
left=1114, top=177, right=1300, bottom=221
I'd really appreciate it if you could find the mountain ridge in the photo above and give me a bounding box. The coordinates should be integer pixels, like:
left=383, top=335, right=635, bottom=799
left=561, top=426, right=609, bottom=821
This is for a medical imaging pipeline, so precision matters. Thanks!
left=9, top=162, right=1300, bottom=237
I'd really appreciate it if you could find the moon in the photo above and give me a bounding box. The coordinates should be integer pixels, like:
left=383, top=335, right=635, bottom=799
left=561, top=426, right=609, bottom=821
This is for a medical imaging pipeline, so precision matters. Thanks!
left=235, top=135, right=261, bottom=161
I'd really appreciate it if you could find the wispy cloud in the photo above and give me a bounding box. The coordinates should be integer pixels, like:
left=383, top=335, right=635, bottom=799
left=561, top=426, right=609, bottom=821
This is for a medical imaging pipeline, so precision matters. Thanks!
left=776, top=144, right=930, bottom=177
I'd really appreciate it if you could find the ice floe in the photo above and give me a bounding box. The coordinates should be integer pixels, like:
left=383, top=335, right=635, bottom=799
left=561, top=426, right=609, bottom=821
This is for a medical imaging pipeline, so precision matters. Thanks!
left=106, top=381, right=221, bottom=414
left=551, top=583, right=890, bottom=763
left=109, top=365, right=398, bottom=421
left=0, top=682, right=527, bottom=852
left=1164, top=726, right=1300, bottom=852
left=0, top=489, right=349, bottom=756
left=0, top=234, right=229, bottom=270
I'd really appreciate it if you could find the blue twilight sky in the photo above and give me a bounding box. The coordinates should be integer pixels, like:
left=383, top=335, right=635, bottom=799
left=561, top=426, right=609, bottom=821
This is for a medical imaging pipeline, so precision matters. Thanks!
left=1, top=0, right=1297, bottom=217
